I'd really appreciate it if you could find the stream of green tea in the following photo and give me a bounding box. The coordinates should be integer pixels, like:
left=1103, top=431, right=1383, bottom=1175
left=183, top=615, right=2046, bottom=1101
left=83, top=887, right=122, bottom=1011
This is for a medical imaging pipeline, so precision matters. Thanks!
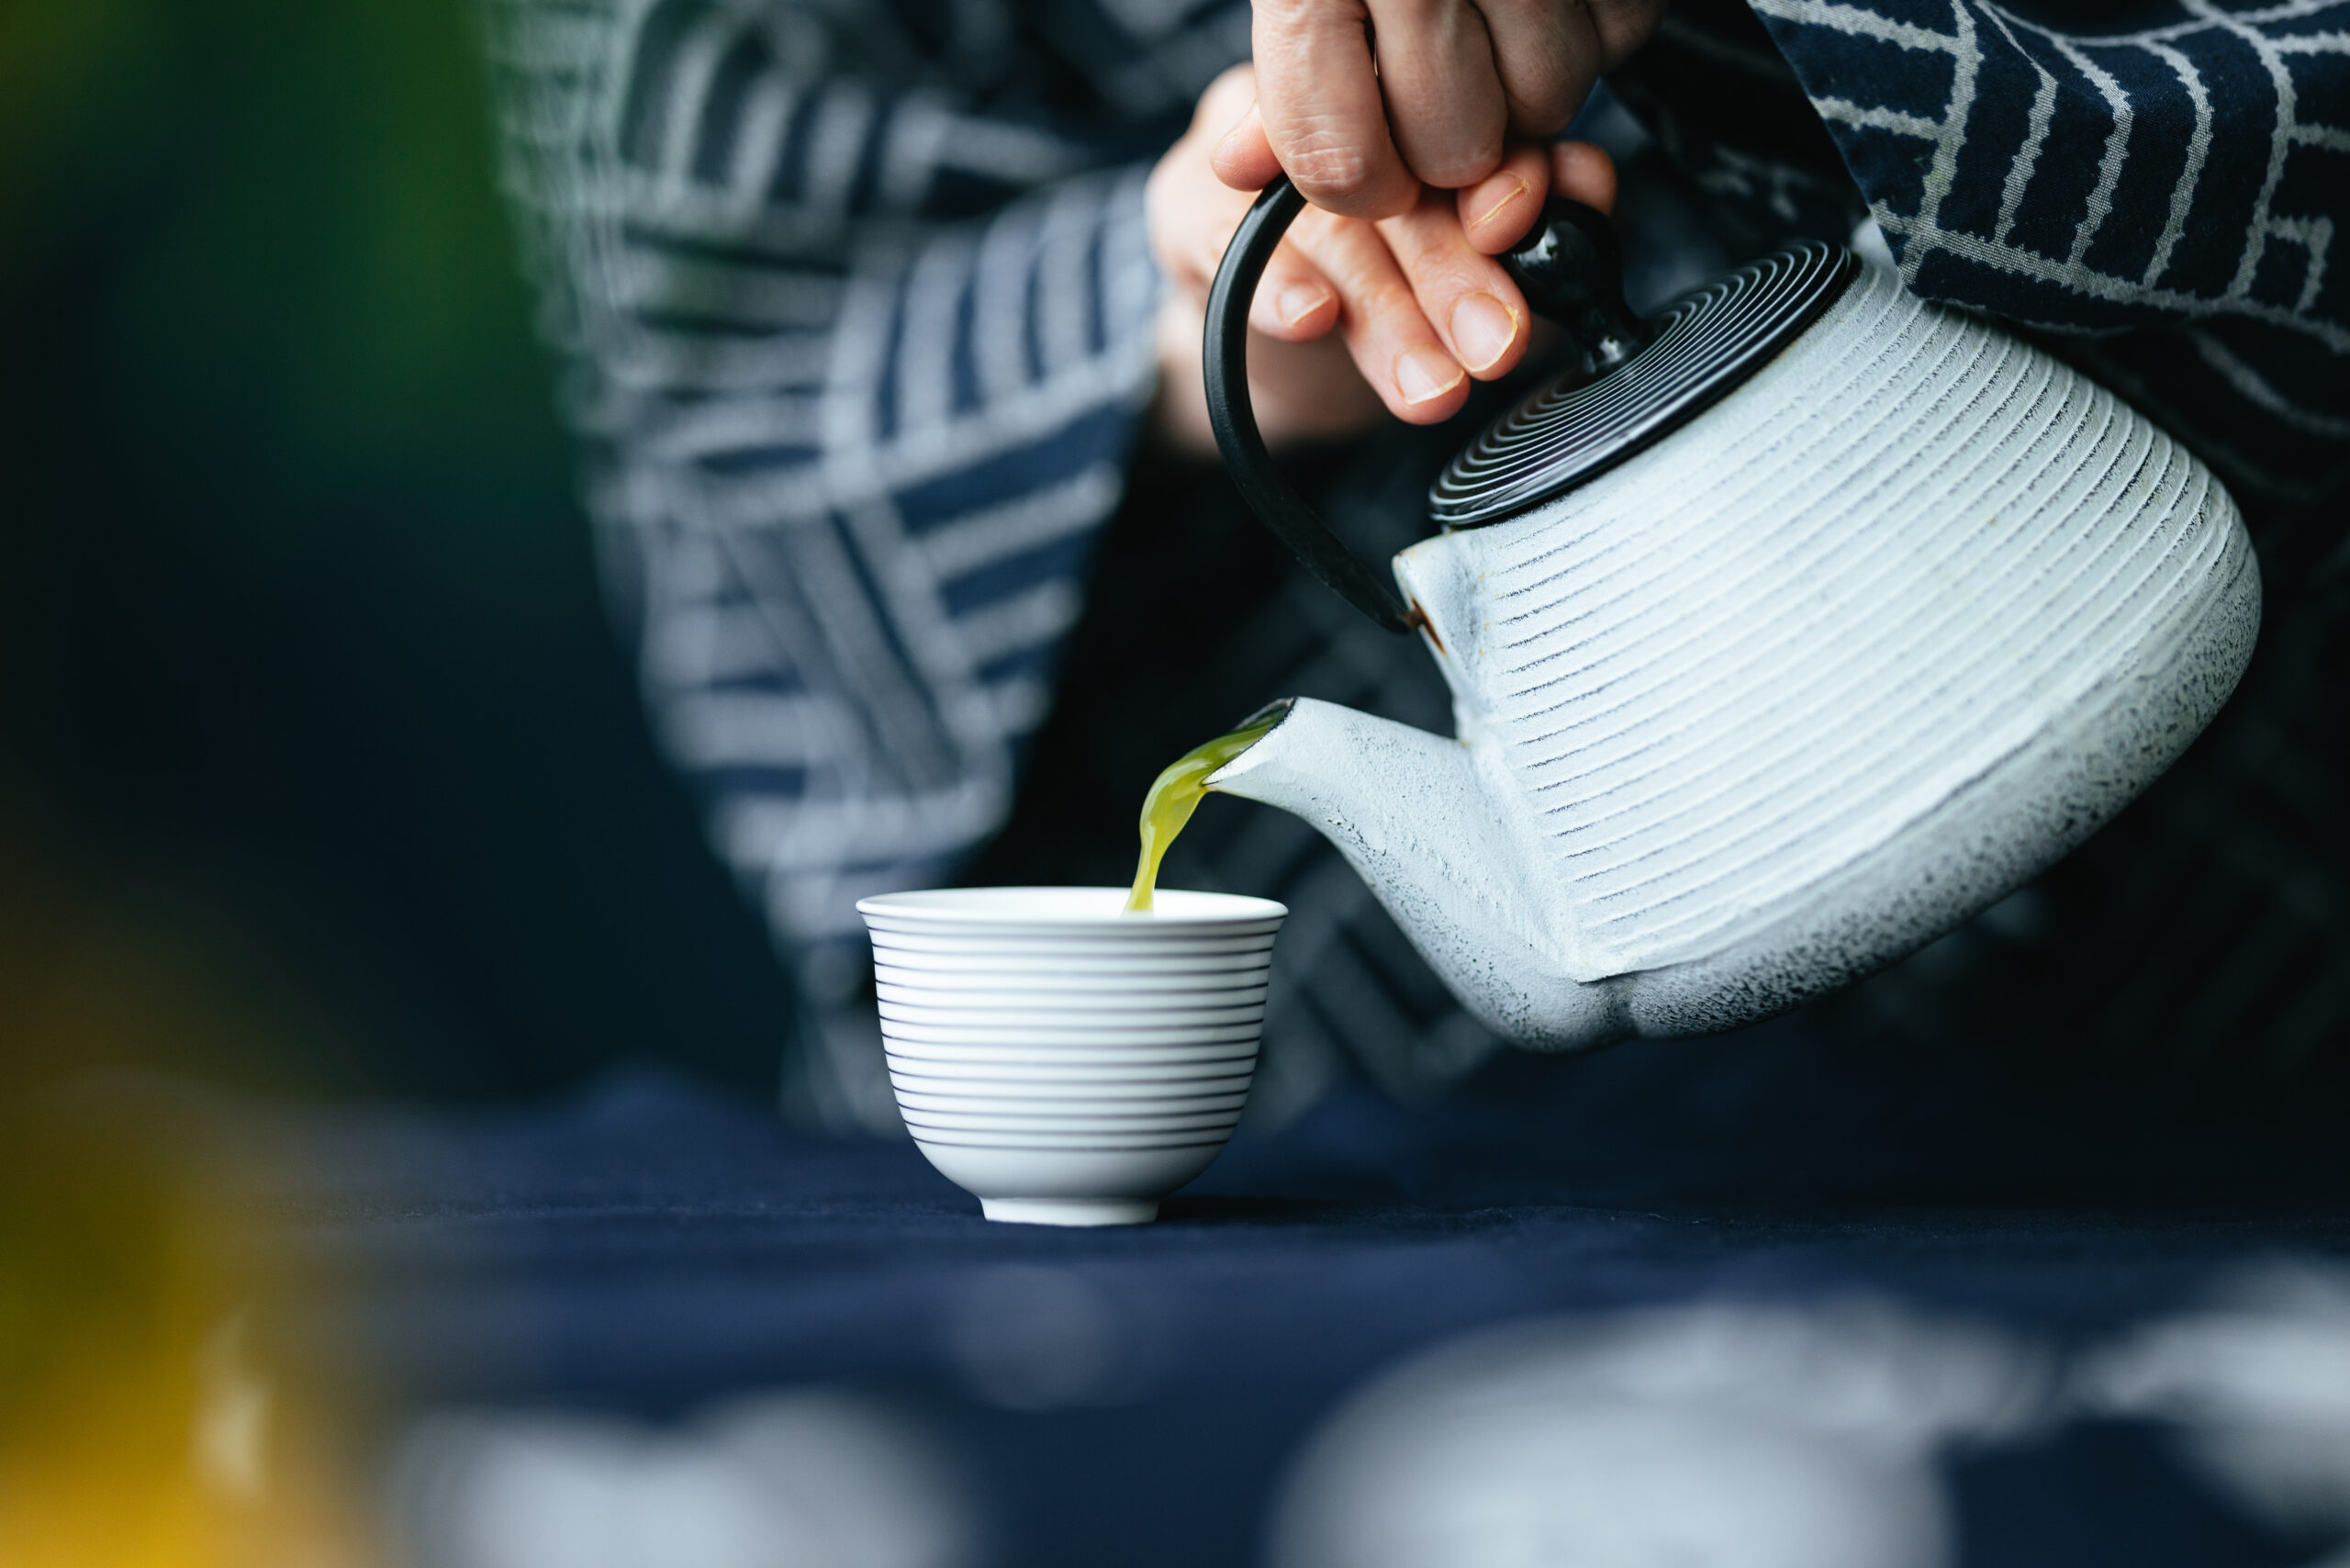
left=1124, top=711, right=1285, bottom=913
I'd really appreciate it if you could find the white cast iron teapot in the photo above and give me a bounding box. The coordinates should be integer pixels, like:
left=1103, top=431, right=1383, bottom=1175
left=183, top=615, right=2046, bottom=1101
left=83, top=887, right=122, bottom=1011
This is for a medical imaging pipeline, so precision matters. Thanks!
left=1196, top=178, right=2259, bottom=1050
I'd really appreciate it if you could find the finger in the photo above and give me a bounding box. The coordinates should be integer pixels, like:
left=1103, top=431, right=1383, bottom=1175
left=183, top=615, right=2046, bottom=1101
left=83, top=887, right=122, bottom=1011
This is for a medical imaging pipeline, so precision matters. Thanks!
left=1146, top=143, right=1254, bottom=298
left=1362, top=0, right=1508, bottom=189
left=1378, top=189, right=1532, bottom=378
left=1551, top=140, right=1617, bottom=214
left=1193, top=65, right=1284, bottom=194
left=1146, top=127, right=1343, bottom=339
left=1284, top=207, right=1472, bottom=420
left=1180, top=183, right=1259, bottom=295
left=1172, top=198, right=1342, bottom=341
left=1249, top=0, right=1419, bottom=218
left=1248, top=250, right=1342, bottom=342
left=1472, top=0, right=1590, bottom=138
left=1455, top=142, right=1555, bottom=254
left=1193, top=60, right=1260, bottom=132
left=1210, top=103, right=1284, bottom=194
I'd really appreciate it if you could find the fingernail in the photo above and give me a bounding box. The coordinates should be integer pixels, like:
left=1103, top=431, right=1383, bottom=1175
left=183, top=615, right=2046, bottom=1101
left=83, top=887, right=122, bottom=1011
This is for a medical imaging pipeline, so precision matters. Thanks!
left=1449, top=293, right=1519, bottom=374
left=1468, top=176, right=1529, bottom=237
left=1275, top=283, right=1331, bottom=327
left=1212, top=106, right=1257, bottom=162
left=1395, top=345, right=1467, bottom=405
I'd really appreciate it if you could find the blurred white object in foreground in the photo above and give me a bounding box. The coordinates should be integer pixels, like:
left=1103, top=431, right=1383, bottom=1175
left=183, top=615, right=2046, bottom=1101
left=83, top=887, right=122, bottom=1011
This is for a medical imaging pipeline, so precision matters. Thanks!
left=386, top=1391, right=979, bottom=1568
left=1272, top=1298, right=2053, bottom=1568
left=2083, top=1261, right=2350, bottom=1557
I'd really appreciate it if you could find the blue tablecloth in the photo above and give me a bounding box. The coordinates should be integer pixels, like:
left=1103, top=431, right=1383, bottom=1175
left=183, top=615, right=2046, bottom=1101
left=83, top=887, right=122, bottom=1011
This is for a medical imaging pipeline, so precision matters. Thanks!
left=232, top=1018, right=2350, bottom=1566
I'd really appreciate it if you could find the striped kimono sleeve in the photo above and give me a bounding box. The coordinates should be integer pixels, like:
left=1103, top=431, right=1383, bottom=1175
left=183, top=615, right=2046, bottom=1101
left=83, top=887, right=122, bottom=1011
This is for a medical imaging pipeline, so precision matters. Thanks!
left=1748, top=0, right=2350, bottom=505
left=479, top=0, right=1168, bottom=1122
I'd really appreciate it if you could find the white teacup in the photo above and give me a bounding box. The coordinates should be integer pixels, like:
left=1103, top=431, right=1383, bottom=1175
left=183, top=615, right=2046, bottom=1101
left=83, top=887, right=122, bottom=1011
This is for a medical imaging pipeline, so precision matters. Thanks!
left=856, top=887, right=1288, bottom=1226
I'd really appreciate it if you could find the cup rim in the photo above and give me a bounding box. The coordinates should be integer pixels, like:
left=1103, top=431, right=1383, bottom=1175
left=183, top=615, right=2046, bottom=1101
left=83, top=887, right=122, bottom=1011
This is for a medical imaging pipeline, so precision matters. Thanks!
left=858, top=886, right=1287, bottom=925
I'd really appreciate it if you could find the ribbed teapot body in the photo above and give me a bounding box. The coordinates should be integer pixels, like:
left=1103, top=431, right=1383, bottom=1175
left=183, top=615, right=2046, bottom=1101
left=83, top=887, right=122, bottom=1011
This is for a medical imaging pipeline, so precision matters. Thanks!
left=1393, top=261, right=2258, bottom=1032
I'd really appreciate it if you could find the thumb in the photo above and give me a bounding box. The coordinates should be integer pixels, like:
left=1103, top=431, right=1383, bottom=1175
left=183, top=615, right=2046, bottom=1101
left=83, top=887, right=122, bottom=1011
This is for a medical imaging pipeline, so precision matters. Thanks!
left=1210, top=103, right=1285, bottom=193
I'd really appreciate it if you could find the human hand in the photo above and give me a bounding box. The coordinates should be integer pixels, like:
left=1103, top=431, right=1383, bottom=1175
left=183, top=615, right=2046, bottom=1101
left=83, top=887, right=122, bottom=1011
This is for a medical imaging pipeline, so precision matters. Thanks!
left=1147, top=64, right=1617, bottom=455
left=1212, top=0, right=1663, bottom=218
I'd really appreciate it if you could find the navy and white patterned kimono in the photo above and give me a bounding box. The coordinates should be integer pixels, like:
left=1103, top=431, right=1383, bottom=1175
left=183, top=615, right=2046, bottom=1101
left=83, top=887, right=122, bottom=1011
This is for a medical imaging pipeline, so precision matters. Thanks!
left=479, top=0, right=2349, bottom=1126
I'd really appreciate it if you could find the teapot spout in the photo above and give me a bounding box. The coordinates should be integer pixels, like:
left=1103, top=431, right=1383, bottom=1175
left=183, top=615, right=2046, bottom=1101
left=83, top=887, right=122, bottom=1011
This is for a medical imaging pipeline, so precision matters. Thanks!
left=1207, top=698, right=1625, bottom=1050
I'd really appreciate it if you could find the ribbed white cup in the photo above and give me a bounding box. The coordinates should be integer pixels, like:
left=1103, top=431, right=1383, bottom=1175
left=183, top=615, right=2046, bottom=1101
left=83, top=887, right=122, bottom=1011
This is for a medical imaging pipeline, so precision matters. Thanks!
left=857, top=887, right=1287, bottom=1226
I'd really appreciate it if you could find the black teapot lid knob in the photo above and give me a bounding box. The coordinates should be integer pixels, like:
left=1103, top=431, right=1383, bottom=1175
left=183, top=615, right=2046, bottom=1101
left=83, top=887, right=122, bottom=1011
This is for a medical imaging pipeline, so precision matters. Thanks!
left=1502, top=199, right=1653, bottom=375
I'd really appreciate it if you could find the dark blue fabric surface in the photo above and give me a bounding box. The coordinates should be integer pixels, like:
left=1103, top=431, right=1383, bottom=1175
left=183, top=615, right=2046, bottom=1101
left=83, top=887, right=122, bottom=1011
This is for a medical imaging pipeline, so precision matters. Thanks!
left=219, top=1017, right=2350, bottom=1565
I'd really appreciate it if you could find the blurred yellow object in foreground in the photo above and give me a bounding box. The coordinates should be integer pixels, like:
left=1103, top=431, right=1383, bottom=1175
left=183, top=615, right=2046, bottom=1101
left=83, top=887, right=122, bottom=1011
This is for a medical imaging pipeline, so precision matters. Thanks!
left=0, top=1107, right=375, bottom=1568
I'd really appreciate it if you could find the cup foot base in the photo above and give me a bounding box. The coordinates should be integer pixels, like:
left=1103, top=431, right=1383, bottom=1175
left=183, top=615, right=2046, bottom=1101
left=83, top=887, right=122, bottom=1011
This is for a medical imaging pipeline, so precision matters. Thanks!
left=979, top=1197, right=1159, bottom=1226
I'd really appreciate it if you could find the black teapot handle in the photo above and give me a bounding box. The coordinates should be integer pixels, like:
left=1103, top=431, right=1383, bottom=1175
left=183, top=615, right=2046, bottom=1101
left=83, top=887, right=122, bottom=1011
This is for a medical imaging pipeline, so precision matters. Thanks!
left=1203, top=178, right=1415, bottom=633
left=1203, top=173, right=1651, bottom=635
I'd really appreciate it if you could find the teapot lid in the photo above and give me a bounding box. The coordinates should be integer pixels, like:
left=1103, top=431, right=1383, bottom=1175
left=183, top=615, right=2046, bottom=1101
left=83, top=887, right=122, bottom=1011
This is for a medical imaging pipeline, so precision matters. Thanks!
left=1429, top=240, right=1856, bottom=530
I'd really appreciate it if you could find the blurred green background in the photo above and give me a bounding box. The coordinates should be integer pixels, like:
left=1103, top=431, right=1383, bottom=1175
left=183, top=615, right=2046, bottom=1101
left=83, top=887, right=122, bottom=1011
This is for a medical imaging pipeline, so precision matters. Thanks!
left=0, top=0, right=793, bottom=1099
